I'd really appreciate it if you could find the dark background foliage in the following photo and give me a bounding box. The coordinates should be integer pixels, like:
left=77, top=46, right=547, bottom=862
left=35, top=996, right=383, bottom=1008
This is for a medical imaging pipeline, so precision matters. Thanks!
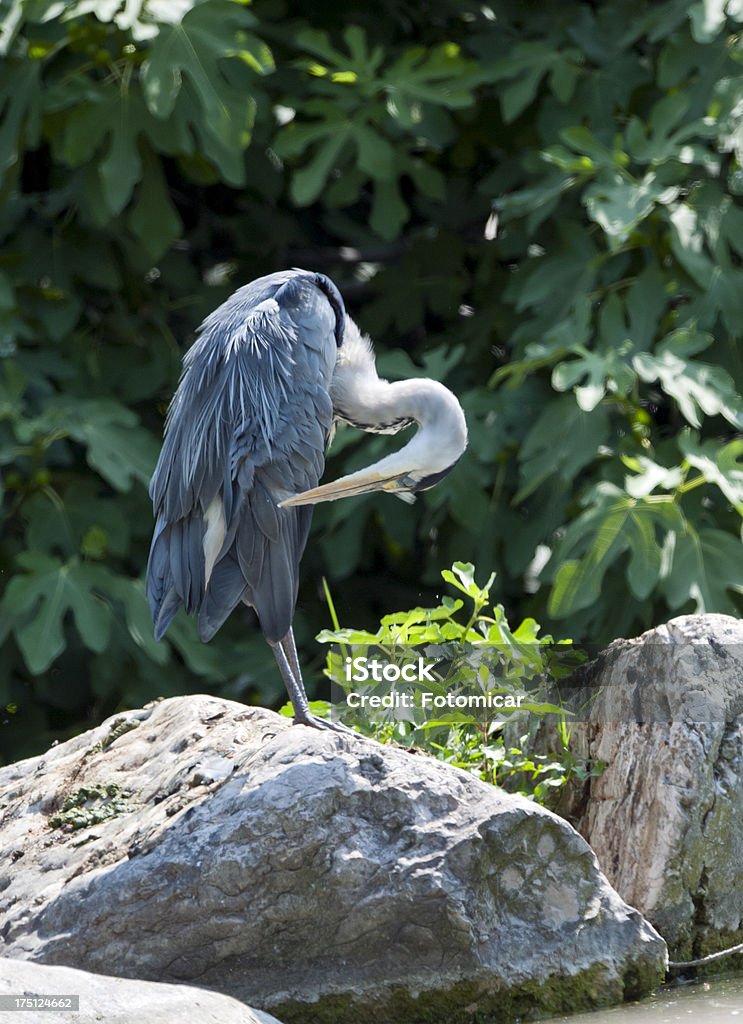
left=1, top=0, right=741, bottom=763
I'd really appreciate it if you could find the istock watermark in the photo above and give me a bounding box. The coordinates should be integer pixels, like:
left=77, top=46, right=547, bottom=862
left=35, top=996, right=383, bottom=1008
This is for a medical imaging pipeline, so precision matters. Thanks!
left=324, top=642, right=573, bottom=730
left=344, top=656, right=439, bottom=683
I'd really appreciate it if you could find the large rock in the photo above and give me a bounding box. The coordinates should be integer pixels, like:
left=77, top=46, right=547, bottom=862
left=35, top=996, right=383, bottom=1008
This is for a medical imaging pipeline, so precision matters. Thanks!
left=565, top=614, right=743, bottom=962
left=0, top=695, right=665, bottom=1022
left=0, top=956, right=282, bottom=1024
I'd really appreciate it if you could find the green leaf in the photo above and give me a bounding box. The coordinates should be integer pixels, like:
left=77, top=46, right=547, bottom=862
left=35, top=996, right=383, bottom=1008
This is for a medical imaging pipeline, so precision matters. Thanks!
left=141, top=0, right=259, bottom=183
left=143, top=1, right=253, bottom=117
left=24, top=486, right=130, bottom=559
left=353, top=124, right=396, bottom=181
left=291, top=131, right=349, bottom=206
left=584, top=170, right=678, bottom=247
left=634, top=330, right=743, bottom=429
left=548, top=485, right=683, bottom=617
left=274, top=112, right=340, bottom=159
left=106, top=577, right=168, bottom=665
left=706, top=266, right=743, bottom=335
left=679, top=432, right=743, bottom=512
left=487, top=41, right=556, bottom=123
left=663, top=526, right=743, bottom=612
left=47, top=399, right=159, bottom=491
left=444, top=453, right=491, bottom=533
left=689, top=0, right=732, bottom=43
left=275, top=98, right=385, bottom=206
left=57, top=87, right=148, bottom=215
left=409, top=159, right=446, bottom=200
left=625, top=263, right=668, bottom=351
left=624, top=456, right=685, bottom=498
left=380, top=601, right=463, bottom=628
left=1, top=554, right=112, bottom=673
left=377, top=344, right=464, bottom=384
left=0, top=60, right=41, bottom=179
left=441, top=561, right=495, bottom=603
left=100, top=122, right=142, bottom=216
left=626, top=509, right=662, bottom=600
left=509, top=228, right=597, bottom=313
left=549, top=56, right=581, bottom=104
left=501, top=66, right=544, bottom=123
left=128, top=146, right=182, bottom=258
left=370, top=179, right=408, bottom=239
left=560, top=126, right=623, bottom=170
left=515, top=395, right=609, bottom=502
left=0, top=359, right=25, bottom=416
left=552, top=296, right=637, bottom=410
left=669, top=203, right=714, bottom=287
left=385, top=43, right=479, bottom=124
left=624, top=92, right=712, bottom=164
left=316, top=627, right=380, bottom=645
left=0, top=0, right=23, bottom=57
left=493, top=172, right=577, bottom=225
left=296, top=25, right=384, bottom=81
left=512, top=618, right=541, bottom=643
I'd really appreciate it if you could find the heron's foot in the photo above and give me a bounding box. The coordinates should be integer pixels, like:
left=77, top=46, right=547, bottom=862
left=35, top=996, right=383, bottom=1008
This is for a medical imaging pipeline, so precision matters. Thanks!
left=293, top=711, right=358, bottom=736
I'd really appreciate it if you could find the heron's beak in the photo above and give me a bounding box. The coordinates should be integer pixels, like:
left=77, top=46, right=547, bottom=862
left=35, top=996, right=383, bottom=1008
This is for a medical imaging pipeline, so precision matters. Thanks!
left=279, top=469, right=405, bottom=507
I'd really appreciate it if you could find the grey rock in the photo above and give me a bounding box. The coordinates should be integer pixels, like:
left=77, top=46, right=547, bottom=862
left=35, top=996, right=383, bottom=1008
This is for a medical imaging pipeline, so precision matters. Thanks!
left=0, top=695, right=665, bottom=1022
left=0, top=956, right=283, bottom=1023
left=565, top=614, right=743, bottom=960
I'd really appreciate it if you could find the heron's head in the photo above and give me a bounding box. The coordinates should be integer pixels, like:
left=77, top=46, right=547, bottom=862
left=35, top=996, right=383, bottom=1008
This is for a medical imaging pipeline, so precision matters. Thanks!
left=279, top=377, right=467, bottom=507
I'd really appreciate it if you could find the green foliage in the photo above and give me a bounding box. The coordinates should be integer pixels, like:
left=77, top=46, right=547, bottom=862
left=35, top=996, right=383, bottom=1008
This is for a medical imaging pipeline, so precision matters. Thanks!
left=0, top=0, right=741, bottom=765
left=49, top=781, right=132, bottom=831
left=304, top=563, right=600, bottom=807
left=273, top=29, right=477, bottom=234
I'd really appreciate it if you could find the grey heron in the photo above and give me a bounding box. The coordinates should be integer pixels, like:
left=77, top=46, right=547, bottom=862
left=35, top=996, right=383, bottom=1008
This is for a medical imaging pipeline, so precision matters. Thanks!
left=147, top=269, right=467, bottom=730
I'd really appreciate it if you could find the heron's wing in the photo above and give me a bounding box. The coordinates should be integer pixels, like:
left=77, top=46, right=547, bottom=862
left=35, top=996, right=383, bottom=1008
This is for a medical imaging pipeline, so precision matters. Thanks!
left=147, top=272, right=341, bottom=642
left=198, top=368, right=333, bottom=643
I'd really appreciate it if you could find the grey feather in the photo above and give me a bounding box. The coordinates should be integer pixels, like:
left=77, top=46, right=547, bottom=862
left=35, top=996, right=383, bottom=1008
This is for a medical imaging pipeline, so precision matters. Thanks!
left=147, top=269, right=343, bottom=645
left=198, top=554, right=249, bottom=641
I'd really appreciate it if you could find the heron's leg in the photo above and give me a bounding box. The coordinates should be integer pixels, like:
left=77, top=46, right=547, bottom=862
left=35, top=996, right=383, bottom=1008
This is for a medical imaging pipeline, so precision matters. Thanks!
left=270, top=632, right=356, bottom=735
left=279, top=629, right=303, bottom=693
left=270, top=637, right=311, bottom=719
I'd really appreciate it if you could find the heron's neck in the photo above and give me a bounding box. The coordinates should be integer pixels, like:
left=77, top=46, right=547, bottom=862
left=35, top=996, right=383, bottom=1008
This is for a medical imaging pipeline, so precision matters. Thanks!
left=332, top=367, right=468, bottom=474
left=337, top=372, right=449, bottom=423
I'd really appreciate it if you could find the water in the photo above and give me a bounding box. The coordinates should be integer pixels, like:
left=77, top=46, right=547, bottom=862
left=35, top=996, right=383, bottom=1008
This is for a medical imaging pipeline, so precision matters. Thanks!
left=555, top=977, right=743, bottom=1024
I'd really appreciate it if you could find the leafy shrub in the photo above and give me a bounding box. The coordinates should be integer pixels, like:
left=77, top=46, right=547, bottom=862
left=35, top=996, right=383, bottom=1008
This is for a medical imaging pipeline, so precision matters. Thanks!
left=294, top=562, right=602, bottom=807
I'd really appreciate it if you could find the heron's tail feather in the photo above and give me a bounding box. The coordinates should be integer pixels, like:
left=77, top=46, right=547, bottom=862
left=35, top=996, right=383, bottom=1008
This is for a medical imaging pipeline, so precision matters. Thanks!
left=153, top=587, right=181, bottom=642
left=198, top=553, right=249, bottom=641
left=166, top=517, right=206, bottom=615
left=147, top=523, right=177, bottom=635
left=147, top=516, right=207, bottom=639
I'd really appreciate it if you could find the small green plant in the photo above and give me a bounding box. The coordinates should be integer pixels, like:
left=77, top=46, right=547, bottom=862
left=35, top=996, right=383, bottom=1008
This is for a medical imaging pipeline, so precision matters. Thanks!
left=288, top=562, right=603, bottom=808
left=49, top=782, right=133, bottom=832
left=92, top=714, right=143, bottom=752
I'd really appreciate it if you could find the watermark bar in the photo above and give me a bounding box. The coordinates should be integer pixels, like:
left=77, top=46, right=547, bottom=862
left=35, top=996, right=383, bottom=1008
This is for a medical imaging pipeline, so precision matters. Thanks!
left=318, top=642, right=743, bottom=727
left=327, top=642, right=571, bottom=727
left=0, top=996, right=80, bottom=1011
